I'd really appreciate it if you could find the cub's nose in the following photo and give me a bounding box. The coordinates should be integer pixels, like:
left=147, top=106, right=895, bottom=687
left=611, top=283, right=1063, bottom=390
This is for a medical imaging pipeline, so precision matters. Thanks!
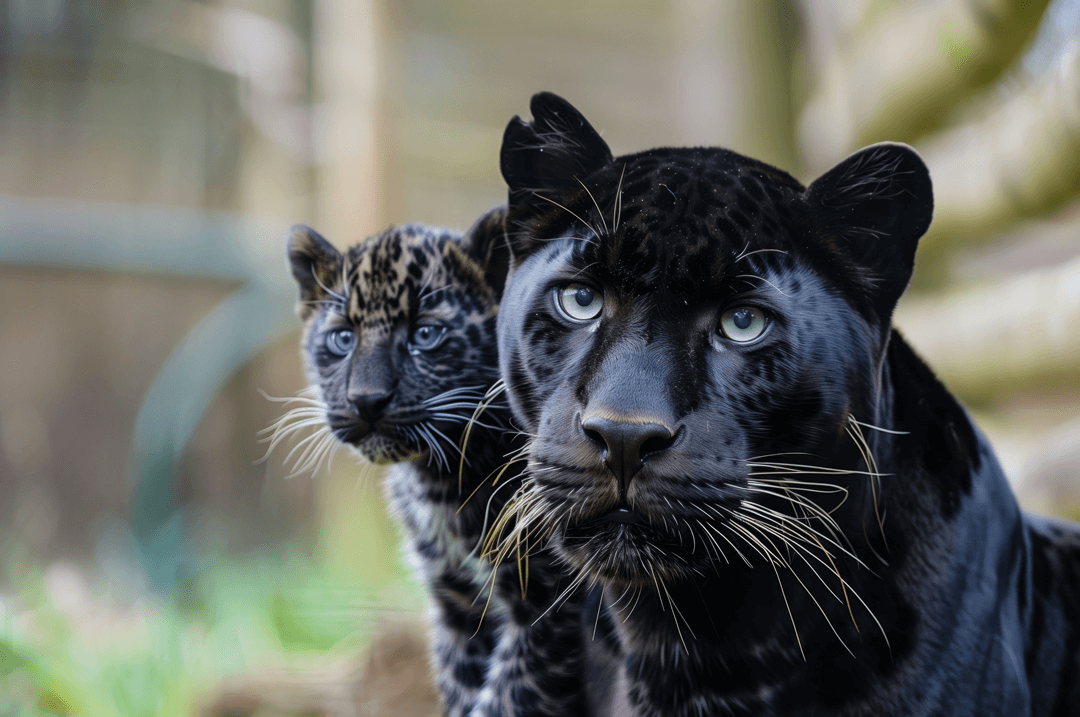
left=580, top=415, right=677, bottom=494
left=349, top=390, right=393, bottom=421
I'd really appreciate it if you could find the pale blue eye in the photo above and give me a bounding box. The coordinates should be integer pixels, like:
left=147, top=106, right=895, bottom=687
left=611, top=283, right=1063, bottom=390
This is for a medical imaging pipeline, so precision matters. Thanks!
left=556, top=283, right=603, bottom=321
left=325, top=329, right=355, bottom=356
left=410, top=325, right=447, bottom=351
left=719, top=307, right=767, bottom=342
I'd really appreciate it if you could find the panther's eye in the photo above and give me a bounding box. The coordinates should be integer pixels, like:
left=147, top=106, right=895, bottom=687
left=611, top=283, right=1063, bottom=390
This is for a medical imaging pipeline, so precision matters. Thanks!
left=719, top=307, right=768, bottom=343
left=325, top=329, right=356, bottom=356
left=410, top=325, right=447, bottom=351
left=556, top=284, right=604, bottom=322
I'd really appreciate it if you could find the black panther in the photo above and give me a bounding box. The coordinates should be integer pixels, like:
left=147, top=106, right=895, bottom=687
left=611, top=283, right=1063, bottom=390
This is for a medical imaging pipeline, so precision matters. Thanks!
left=490, top=92, right=1080, bottom=716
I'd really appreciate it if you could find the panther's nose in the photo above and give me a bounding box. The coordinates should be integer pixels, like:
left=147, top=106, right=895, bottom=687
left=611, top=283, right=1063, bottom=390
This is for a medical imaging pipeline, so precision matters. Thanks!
left=581, top=415, right=677, bottom=495
left=349, top=390, right=393, bottom=421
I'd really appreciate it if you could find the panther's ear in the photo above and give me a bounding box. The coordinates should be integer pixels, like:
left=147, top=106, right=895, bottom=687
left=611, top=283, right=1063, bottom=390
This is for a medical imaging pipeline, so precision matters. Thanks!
left=500, top=92, right=613, bottom=202
left=286, top=225, right=344, bottom=319
left=457, top=205, right=511, bottom=300
left=806, top=142, right=933, bottom=320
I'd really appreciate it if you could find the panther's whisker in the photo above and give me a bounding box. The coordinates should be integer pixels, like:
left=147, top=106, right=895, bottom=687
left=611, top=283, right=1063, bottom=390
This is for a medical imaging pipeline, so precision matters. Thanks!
left=348, top=454, right=374, bottom=492
left=748, top=465, right=888, bottom=478
left=310, top=431, right=338, bottom=475
left=846, top=417, right=888, bottom=549
left=259, top=410, right=326, bottom=435
left=752, top=501, right=890, bottom=648
left=622, top=586, right=644, bottom=623
left=422, top=386, right=488, bottom=404
left=592, top=586, right=607, bottom=641
left=741, top=501, right=860, bottom=565
left=458, top=456, right=527, bottom=525
left=257, top=388, right=326, bottom=406
left=426, top=425, right=454, bottom=472
left=735, top=273, right=790, bottom=297
left=750, top=479, right=853, bottom=525
left=414, top=423, right=445, bottom=471
left=734, top=513, right=847, bottom=605
left=769, top=559, right=805, bottom=661
left=607, top=583, right=634, bottom=613
left=258, top=416, right=326, bottom=446
left=458, top=382, right=510, bottom=488
left=848, top=417, right=909, bottom=435
left=734, top=246, right=790, bottom=264
left=697, top=520, right=730, bottom=564
left=425, top=422, right=463, bottom=458
left=575, top=176, right=609, bottom=235
left=612, top=163, right=627, bottom=233
left=534, top=560, right=592, bottom=626
left=311, top=269, right=347, bottom=304
left=731, top=515, right=855, bottom=659
left=281, top=428, right=330, bottom=470
left=747, top=481, right=846, bottom=526
left=747, top=477, right=850, bottom=495
left=648, top=565, right=692, bottom=653
left=295, top=433, right=330, bottom=477
left=254, top=418, right=329, bottom=463
left=286, top=429, right=335, bottom=478
left=260, top=403, right=326, bottom=425
left=306, top=432, right=338, bottom=477
left=727, top=519, right=785, bottom=566
left=702, top=523, right=753, bottom=567
left=466, top=476, right=526, bottom=561
left=743, top=484, right=846, bottom=527
left=738, top=504, right=842, bottom=557
left=425, top=401, right=488, bottom=412
left=531, top=192, right=602, bottom=239
left=430, top=412, right=504, bottom=432
left=734, top=514, right=858, bottom=659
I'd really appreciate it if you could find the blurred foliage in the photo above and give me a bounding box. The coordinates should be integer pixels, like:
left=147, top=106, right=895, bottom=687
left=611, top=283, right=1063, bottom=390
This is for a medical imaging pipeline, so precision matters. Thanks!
left=0, top=521, right=423, bottom=716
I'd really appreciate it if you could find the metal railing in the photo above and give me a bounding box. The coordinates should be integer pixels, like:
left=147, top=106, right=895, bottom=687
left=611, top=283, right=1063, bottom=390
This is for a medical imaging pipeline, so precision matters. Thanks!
left=1, top=194, right=295, bottom=589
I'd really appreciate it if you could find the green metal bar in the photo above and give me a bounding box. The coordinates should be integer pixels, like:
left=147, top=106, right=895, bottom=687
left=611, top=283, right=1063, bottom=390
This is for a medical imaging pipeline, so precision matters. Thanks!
left=0, top=194, right=277, bottom=280
left=129, top=279, right=296, bottom=589
left=1, top=194, right=295, bottom=590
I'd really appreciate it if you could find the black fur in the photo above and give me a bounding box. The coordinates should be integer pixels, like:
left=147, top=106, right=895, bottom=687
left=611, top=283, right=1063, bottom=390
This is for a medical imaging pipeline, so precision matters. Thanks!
left=493, top=92, right=1080, bottom=716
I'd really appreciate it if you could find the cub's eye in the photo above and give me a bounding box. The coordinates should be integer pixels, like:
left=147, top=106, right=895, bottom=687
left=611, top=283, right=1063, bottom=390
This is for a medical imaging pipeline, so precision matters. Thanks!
left=719, top=307, right=768, bottom=343
left=410, top=325, right=447, bottom=351
left=325, top=329, right=356, bottom=356
left=556, top=283, right=604, bottom=322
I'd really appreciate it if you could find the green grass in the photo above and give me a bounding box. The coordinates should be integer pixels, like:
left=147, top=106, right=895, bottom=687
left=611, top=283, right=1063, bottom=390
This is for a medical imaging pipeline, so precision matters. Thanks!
left=0, top=480, right=426, bottom=717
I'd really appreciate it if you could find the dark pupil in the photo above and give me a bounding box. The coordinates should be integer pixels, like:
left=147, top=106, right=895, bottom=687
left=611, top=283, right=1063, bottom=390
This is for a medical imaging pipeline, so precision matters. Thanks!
left=418, top=327, right=431, bottom=341
left=339, top=331, right=353, bottom=346
left=574, top=288, right=594, bottom=307
left=733, top=309, right=752, bottom=330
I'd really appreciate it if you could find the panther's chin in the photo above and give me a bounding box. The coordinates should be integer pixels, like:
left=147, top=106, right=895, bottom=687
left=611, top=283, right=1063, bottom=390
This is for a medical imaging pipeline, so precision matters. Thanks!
left=347, top=433, right=422, bottom=464
left=556, top=519, right=703, bottom=587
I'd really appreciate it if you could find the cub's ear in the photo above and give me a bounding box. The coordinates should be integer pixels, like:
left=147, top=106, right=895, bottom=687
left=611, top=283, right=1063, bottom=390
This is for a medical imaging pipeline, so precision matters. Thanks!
left=457, top=205, right=511, bottom=300
left=500, top=92, right=613, bottom=202
left=806, top=142, right=933, bottom=320
left=444, top=206, right=511, bottom=302
left=286, top=225, right=344, bottom=319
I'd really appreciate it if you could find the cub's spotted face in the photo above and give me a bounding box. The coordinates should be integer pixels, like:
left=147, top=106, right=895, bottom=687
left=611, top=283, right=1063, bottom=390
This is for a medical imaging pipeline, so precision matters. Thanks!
left=287, top=216, right=507, bottom=467
left=496, top=94, right=932, bottom=589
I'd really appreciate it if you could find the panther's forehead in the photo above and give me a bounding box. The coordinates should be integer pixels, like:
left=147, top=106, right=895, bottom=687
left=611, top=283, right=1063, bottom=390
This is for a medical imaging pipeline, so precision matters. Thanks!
left=340, top=225, right=454, bottom=336
left=570, top=149, right=805, bottom=298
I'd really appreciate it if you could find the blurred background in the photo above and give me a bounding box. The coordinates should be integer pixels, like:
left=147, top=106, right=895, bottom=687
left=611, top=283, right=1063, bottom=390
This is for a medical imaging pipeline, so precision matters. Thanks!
left=1, top=0, right=1079, bottom=714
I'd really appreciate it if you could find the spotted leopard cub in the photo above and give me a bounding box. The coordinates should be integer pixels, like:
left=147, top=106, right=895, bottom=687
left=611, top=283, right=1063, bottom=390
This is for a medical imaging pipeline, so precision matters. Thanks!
left=285, top=212, right=586, bottom=717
